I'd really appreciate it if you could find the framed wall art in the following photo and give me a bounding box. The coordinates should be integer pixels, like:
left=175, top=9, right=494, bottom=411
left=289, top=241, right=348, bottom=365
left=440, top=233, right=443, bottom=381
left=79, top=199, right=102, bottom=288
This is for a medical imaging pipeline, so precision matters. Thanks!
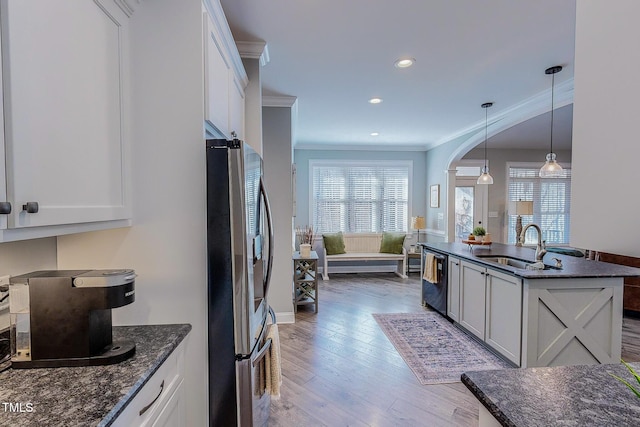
left=430, top=184, right=440, bottom=208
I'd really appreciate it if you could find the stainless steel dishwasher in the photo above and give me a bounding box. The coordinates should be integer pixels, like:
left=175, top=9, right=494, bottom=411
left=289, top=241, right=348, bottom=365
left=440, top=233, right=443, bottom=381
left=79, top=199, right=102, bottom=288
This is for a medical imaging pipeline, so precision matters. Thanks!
left=421, top=248, right=448, bottom=317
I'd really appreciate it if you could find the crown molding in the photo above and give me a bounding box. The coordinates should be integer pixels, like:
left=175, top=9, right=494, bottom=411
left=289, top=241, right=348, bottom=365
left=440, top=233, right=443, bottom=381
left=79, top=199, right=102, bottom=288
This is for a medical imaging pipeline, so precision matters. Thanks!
left=437, top=78, right=574, bottom=148
left=444, top=78, right=574, bottom=165
left=236, top=41, right=270, bottom=67
left=294, top=142, right=429, bottom=152
left=263, top=95, right=297, bottom=108
left=112, top=0, right=141, bottom=17
left=203, top=0, right=248, bottom=84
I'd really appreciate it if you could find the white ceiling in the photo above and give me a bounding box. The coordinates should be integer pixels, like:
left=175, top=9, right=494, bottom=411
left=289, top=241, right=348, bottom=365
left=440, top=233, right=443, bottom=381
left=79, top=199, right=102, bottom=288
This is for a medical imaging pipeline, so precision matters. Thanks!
left=220, top=0, right=577, bottom=151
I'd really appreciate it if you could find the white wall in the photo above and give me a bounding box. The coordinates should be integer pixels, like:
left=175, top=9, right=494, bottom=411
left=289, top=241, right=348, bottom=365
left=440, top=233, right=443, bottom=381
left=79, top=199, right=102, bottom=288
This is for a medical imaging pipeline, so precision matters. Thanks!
left=571, top=0, right=640, bottom=257
left=57, top=1, right=208, bottom=425
left=0, top=238, right=57, bottom=276
left=0, top=238, right=57, bottom=330
left=262, top=106, right=295, bottom=322
left=243, top=58, right=263, bottom=156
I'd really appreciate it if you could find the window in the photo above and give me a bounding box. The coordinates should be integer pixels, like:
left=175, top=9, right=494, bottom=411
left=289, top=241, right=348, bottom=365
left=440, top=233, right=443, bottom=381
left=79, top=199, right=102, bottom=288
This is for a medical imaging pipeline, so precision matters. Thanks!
left=310, top=160, right=411, bottom=233
left=506, top=163, right=571, bottom=245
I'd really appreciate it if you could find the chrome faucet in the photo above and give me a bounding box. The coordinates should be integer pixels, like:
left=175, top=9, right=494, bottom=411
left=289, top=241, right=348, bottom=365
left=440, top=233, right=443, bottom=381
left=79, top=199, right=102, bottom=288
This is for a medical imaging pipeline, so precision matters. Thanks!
left=520, top=223, right=547, bottom=262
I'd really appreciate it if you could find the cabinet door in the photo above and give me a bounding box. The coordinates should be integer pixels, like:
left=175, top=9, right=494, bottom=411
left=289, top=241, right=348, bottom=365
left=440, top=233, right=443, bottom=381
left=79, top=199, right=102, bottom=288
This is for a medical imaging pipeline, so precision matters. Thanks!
left=460, top=261, right=486, bottom=340
left=203, top=11, right=230, bottom=137
left=447, top=257, right=461, bottom=322
left=0, top=31, right=7, bottom=231
left=485, top=269, right=522, bottom=365
left=1, top=0, right=131, bottom=228
left=112, top=340, right=185, bottom=427
left=151, top=379, right=185, bottom=427
left=228, top=71, right=246, bottom=140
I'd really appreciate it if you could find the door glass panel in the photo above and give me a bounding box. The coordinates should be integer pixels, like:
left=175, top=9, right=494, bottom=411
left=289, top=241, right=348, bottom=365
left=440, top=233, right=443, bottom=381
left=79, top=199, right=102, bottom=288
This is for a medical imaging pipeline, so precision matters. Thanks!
left=455, top=186, right=474, bottom=239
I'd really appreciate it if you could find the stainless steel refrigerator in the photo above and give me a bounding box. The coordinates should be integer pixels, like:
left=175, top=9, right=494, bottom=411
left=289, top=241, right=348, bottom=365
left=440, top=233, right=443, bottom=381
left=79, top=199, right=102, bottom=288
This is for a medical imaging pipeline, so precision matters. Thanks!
left=206, top=138, right=274, bottom=426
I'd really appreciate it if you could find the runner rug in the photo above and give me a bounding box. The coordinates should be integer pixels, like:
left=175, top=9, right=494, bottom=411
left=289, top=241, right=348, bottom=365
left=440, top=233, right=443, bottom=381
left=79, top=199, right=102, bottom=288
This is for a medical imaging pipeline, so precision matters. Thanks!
left=372, top=312, right=512, bottom=384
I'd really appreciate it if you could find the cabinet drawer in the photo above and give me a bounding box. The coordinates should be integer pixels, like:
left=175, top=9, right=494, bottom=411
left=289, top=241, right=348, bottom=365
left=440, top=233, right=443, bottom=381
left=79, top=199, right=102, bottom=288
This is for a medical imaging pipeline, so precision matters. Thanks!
left=112, top=345, right=184, bottom=427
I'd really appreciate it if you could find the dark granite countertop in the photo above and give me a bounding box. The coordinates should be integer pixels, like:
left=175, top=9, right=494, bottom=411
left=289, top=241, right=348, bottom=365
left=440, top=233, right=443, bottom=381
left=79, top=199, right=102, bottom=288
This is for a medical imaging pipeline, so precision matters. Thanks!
left=419, top=242, right=640, bottom=279
left=0, top=323, right=191, bottom=426
left=462, top=362, right=640, bottom=426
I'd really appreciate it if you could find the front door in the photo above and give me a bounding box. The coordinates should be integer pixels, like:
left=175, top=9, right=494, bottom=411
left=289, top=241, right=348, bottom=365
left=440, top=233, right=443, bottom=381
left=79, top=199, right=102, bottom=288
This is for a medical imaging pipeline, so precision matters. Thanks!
left=454, top=177, right=488, bottom=240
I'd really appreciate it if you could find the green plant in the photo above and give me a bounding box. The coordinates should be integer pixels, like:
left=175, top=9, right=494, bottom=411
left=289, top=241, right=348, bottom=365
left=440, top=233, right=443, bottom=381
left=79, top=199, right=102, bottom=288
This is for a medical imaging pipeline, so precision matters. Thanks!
left=610, top=360, right=640, bottom=398
left=473, top=226, right=486, bottom=236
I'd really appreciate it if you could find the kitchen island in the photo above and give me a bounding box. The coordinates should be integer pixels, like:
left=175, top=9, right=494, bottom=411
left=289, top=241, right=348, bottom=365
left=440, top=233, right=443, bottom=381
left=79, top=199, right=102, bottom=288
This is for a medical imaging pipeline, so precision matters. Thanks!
left=420, top=242, right=640, bottom=368
left=0, top=323, right=191, bottom=426
left=462, top=362, right=640, bottom=426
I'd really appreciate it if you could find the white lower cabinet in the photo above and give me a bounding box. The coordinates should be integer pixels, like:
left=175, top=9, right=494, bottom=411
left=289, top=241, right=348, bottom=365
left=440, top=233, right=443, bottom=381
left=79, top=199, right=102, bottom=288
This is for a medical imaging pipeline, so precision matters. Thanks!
left=447, top=257, right=461, bottom=322
left=459, top=261, right=487, bottom=340
left=112, top=341, right=186, bottom=427
left=485, top=268, right=522, bottom=365
left=457, top=260, right=522, bottom=366
left=152, top=379, right=185, bottom=427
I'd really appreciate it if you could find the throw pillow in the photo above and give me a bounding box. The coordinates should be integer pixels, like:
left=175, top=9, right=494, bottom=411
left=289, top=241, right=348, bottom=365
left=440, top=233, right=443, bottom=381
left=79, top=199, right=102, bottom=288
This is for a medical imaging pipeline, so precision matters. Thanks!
left=323, top=232, right=346, bottom=255
left=379, top=232, right=406, bottom=254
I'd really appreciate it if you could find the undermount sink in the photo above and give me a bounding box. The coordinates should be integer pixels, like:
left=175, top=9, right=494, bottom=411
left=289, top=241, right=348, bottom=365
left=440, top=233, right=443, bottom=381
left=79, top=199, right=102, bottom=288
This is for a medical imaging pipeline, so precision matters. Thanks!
left=475, top=255, right=560, bottom=270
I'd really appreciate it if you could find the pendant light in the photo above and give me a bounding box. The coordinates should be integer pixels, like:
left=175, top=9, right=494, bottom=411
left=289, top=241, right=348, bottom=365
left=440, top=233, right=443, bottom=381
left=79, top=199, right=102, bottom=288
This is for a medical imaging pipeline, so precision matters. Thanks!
left=477, top=102, right=494, bottom=185
left=539, top=65, right=564, bottom=178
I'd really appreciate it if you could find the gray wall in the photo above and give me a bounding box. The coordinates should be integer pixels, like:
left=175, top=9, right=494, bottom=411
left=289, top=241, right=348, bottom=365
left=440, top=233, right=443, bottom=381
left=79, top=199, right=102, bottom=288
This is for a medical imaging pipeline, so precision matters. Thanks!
left=262, top=106, right=294, bottom=321
left=424, top=133, right=473, bottom=239
left=294, top=149, right=427, bottom=228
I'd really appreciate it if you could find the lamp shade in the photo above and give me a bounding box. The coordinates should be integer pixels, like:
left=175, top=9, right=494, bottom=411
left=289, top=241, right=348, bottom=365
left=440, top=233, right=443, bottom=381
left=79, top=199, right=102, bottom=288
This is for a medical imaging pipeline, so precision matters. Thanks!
left=539, top=153, right=564, bottom=178
left=477, top=166, right=494, bottom=185
left=411, top=216, right=426, bottom=230
left=516, top=201, right=534, bottom=216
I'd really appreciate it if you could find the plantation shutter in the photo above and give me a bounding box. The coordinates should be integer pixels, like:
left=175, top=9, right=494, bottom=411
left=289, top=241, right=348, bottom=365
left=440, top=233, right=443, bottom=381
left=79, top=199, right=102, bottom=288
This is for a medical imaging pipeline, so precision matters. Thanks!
left=507, top=165, right=572, bottom=245
left=311, top=162, right=409, bottom=233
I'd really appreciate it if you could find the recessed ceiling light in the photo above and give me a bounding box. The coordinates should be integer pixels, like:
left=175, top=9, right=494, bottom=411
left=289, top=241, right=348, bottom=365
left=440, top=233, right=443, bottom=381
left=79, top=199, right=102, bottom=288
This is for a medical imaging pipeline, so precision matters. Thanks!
left=369, top=97, right=382, bottom=104
left=394, top=58, right=415, bottom=68
left=370, top=132, right=379, bottom=136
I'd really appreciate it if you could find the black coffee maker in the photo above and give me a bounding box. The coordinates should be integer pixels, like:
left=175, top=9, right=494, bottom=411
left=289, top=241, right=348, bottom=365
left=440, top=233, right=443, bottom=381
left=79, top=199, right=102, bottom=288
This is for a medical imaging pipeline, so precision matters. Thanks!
left=9, top=269, right=136, bottom=368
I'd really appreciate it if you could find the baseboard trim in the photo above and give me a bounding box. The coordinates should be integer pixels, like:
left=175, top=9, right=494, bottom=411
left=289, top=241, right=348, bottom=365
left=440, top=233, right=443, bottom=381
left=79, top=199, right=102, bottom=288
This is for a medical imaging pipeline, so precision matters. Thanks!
left=275, top=311, right=295, bottom=324
left=328, top=265, right=400, bottom=274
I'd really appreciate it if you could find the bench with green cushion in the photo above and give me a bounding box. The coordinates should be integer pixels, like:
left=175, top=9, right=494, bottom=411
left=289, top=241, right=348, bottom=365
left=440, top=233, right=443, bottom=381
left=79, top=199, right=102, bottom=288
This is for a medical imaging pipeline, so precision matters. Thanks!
left=322, top=232, right=407, bottom=280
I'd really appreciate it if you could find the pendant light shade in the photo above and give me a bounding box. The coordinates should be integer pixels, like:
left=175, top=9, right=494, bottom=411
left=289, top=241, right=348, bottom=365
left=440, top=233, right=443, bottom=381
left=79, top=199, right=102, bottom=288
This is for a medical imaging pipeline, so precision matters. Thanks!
left=477, top=102, right=494, bottom=185
left=540, top=66, right=564, bottom=178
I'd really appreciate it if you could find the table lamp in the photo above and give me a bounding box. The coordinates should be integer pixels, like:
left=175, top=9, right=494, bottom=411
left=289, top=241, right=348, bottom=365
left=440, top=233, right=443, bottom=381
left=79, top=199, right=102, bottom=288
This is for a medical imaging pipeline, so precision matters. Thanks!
left=411, top=216, right=426, bottom=243
left=515, top=200, right=533, bottom=246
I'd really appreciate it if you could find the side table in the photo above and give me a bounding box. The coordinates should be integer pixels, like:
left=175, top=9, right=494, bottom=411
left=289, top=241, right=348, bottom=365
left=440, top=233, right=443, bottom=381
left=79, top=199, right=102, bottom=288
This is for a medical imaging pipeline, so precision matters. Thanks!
left=293, top=250, right=319, bottom=313
left=406, top=251, right=421, bottom=274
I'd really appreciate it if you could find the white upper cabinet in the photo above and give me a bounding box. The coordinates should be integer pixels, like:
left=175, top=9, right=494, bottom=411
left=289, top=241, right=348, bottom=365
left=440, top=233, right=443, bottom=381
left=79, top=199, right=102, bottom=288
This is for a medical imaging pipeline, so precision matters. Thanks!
left=0, top=36, right=7, bottom=233
left=203, top=10, right=230, bottom=137
left=0, top=0, right=132, bottom=240
left=228, top=71, right=246, bottom=140
left=202, top=2, right=247, bottom=140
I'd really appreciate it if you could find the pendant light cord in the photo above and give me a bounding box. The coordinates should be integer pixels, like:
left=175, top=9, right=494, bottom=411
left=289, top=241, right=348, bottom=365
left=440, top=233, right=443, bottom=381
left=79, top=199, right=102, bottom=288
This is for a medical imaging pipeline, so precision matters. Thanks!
left=484, top=107, right=488, bottom=169
left=550, top=71, right=555, bottom=154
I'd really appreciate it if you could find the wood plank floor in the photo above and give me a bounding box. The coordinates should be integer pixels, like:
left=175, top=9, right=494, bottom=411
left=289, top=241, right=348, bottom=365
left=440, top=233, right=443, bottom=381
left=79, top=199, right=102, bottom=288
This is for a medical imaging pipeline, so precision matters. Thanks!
left=270, top=273, right=640, bottom=426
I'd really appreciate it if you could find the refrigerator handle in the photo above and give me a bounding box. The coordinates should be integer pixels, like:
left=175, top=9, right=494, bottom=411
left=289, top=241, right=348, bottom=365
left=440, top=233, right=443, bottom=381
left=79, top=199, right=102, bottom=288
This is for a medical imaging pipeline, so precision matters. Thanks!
left=260, top=177, right=274, bottom=299
left=252, top=338, right=272, bottom=367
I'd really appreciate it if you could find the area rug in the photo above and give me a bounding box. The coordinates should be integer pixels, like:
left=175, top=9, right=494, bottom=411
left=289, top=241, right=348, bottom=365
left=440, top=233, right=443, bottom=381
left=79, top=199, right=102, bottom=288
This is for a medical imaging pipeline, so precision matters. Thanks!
left=373, top=312, right=512, bottom=385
